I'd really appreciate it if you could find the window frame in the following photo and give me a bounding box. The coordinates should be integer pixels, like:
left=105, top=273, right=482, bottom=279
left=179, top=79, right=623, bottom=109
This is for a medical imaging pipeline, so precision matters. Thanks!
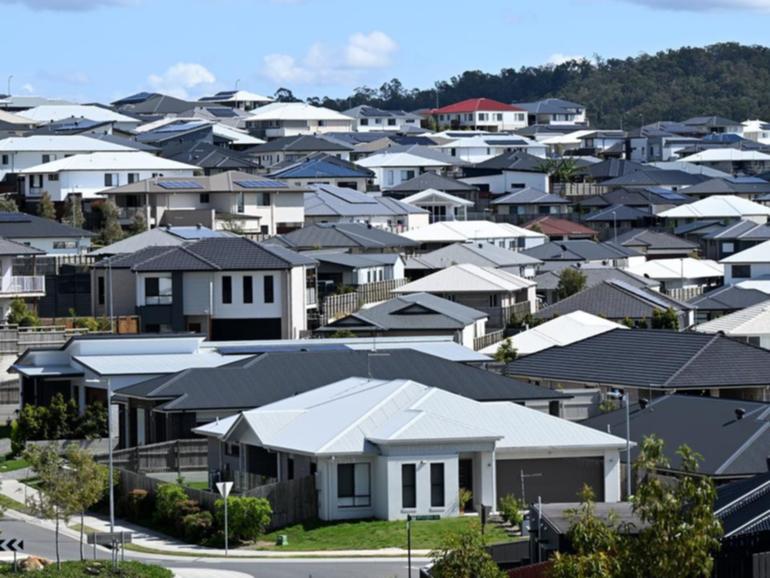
left=337, top=463, right=371, bottom=508
left=222, top=275, right=233, bottom=304
left=402, top=463, right=416, bottom=509
left=263, top=274, right=274, bottom=304
left=243, top=275, right=253, bottom=304
left=430, top=463, right=445, bottom=507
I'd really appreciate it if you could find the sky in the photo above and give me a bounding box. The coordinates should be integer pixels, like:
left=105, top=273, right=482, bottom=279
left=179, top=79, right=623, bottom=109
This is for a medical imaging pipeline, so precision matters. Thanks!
left=2, top=0, right=770, bottom=104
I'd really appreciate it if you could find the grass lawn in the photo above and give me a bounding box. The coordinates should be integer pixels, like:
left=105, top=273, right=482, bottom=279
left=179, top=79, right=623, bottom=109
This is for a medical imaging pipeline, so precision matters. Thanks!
left=259, top=516, right=511, bottom=551
left=0, top=493, right=30, bottom=514
left=0, top=561, right=172, bottom=577
left=184, top=481, right=209, bottom=491
left=0, top=456, right=28, bottom=473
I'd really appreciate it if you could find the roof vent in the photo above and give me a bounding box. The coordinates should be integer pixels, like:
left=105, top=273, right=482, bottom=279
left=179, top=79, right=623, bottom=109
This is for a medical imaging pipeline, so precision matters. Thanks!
left=735, top=408, right=746, bottom=420
left=639, top=398, right=649, bottom=410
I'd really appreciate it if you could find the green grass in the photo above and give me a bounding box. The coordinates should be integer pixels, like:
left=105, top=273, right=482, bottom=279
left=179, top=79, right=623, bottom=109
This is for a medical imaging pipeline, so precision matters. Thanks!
left=184, top=481, right=209, bottom=491
left=259, top=516, right=511, bottom=551
left=0, top=493, right=30, bottom=514
left=0, top=560, right=172, bottom=577
left=0, top=457, right=28, bottom=473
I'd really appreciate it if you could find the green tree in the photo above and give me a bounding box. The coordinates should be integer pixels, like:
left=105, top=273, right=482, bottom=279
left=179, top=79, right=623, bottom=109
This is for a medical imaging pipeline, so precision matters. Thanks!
left=98, top=200, right=124, bottom=245
left=37, top=191, right=56, bottom=220
left=47, top=393, right=77, bottom=440
left=430, top=523, right=506, bottom=578
left=557, top=268, right=587, bottom=300
left=651, top=307, right=679, bottom=330
left=63, top=444, right=109, bottom=560
left=63, top=195, right=84, bottom=229
left=131, top=210, right=147, bottom=235
left=538, top=158, right=579, bottom=184
left=215, top=496, right=272, bottom=543
left=6, top=297, right=40, bottom=326
left=328, top=329, right=356, bottom=339
left=493, top=338, right=518, bottom=364
left=154, top=483, right=188, bottom=525
left=0, top=196, right=18, bottom=212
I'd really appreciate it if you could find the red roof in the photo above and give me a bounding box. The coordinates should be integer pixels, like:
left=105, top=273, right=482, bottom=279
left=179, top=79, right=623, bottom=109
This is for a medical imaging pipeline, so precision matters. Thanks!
left=523, top=216, right=597, bottom=239
left=431, top=98, right=524, bottom=114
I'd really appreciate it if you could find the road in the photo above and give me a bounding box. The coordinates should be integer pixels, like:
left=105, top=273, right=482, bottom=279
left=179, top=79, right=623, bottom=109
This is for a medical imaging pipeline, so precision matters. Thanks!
left=0, top=516, right=424, bottom=578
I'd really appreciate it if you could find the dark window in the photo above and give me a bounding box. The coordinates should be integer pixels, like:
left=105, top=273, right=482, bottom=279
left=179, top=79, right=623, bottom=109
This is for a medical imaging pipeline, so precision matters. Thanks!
left=104, top=173, right=114, bottom=187
left=97, top=276, right=105, bottom=306
left=430, top=463, right=445, bottom=507
left=145, top=277, right=158, bottom=297
left=222, top=276, right=232, bottom=304
left=224, top=442, right=240, bottom=457
left=243, top=276, right=253, bottom=303
left=145, top=323, right=160, bottom=333
left=360, top=119, right=369, bottom=126
left=42, top=154, right=51, bottom=164
left=402, top=464, right=416, bottom=508
left=287, top=458, right=294, bottom=480
left=338, top=464, right=354, bottom=499
left=1, top=154, right=8, bottom=165
left=188, top=323, right=202, bottom=333
left=387, top=118, right=396, bottom=126
left=337, top=463, right=370, bottom=507
left=144, top=277, right=171, bottom=305
left=263, top=275, right=274, bottom=303
left=257, top=192, right=270, bottom=206
left=127, top=173, right=139, bottom=184
left=199, top=192, right=210, bottom=204
left=732, top=265, right=751, bottom=279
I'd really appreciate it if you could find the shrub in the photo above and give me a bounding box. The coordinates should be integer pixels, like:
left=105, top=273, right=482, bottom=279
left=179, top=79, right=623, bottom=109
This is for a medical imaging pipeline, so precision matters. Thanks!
left=215, top=496, right=272, bottom=543
left=181, top=511, right=213, bottom=543
left=126, top=489, right=151, bottom=521
left=458, top=487, right=472, bottom=512
left=76, top=402, right=107, bottom=439
left=498, top=494, right=524, bottom=528
left=7, top=298, right=40, bottom=327
left=154, top=484, right=188, bottom=525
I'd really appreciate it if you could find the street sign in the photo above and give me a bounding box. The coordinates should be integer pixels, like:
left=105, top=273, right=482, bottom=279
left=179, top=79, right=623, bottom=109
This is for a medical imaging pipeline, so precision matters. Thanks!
left=216, top=481, right=233, bottom=498
left=87, top=532, right=132, bottom=546
left=0, top=539, right=23, bottom=552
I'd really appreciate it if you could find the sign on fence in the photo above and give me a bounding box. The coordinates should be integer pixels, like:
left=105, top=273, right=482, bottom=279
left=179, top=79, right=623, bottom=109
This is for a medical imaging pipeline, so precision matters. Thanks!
left=87, top=532, right=132, bottom=546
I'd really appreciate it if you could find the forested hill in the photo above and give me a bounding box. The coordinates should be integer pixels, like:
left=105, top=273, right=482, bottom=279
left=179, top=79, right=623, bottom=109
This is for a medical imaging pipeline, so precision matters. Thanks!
left=301, top=43, right=770, bottom=128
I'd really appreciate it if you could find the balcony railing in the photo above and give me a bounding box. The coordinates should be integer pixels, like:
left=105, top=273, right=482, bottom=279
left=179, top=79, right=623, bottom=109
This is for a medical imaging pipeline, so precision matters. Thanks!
left=1, top=275, right=45, bottom=295
left=306, top=287, right=317, bottom=307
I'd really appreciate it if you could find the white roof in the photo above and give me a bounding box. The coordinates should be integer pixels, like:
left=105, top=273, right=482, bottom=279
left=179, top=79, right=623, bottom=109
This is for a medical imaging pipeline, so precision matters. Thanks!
left=401, top=189, right=474, bottom=207
left=21, top=105, right=138, bottom=124
left=393, top=263, right=534, bottom=294
left=659, top=195, right=770, bottom=219
left=626, top=257, right=724, bottom=280
left=211, top=123, right=265, bottom=145
left=436, top=134, right=543, bottom=149
left=0, top=135, right=136, bottom=153
left=247, top=102, right=353, bottom=122
left=402, top=220, right=546, bottom=242
left=480, top=311, right=625, bottom=356
left=737, top=278, right=770, bottom=293
left=722, top=239, right=770, bottom=264
left=0, top=110, right=34, bottom=125
left=204, top=90, right=273, bottom=103
left=20, top=151, right=199, bottom=174
left=539, top=130, right=596, bottom=146
left=195, top=377, right=626, bottom=455
left=679, top=149, right=770, bottom=163
left=357, top=151, right=451, bottom=169
left=73, top=352, right=248, bottom=378
left=694, top=299, right=770, bottom=336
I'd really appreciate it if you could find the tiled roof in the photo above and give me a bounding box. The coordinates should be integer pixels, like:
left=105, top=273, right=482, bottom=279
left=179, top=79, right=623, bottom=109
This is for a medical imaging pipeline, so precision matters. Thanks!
left=432, top=98, right=524, bottom=114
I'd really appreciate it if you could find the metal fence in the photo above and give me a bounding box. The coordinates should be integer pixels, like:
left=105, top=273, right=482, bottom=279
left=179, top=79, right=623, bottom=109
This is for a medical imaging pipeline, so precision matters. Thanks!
left=321, top=278, right=407, bottom=324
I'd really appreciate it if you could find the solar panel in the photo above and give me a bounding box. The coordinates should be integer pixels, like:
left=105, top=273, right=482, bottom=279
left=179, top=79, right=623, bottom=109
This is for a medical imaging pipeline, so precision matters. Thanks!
left=209, top=108, right=238, bottom=118
left=655, top=190, right=689, bottom=200
left=0, top=213, right=32, bottom=222
left=157, top=181, right=204, bottom=190
left=234, top=179, right=288, bottom=189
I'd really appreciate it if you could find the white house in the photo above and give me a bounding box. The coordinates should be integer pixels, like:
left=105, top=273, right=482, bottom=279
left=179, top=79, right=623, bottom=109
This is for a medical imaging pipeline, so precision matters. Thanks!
left=512, top=98, right=588, bottom=126
left=625, top=258, right=724, bottom=300
left=435, top=134, right=548, bottom=164
left=356, top=145, right=461, bottom=190
left=695, top=299, right=770, bottom=349
left=343, top=105, right=422, bottom=132
left=741, top=120, right=770, bottom=144
left=721, top=240, right=770, bottom=284
left=0, top=135, right=138, bottom=182
left=198, top=90, right=274, bottom=112
left=244, top=102, right=354, bottom=138
left=431, top=98, right=528, bottom=132
left=194, top=377, right=626, bottom=521
left=19, top=104, right=141, bottom=132
left=401, top=189, right=473, bottom=222
left=19, top=152, right=199, bottom=202
left=678, top=149, right=770, bottom=176
left=659, top=195, right=770, bottom=225
left=0, top=239, right=45, bottom=319
left=402, top=220, right=547, bottom=251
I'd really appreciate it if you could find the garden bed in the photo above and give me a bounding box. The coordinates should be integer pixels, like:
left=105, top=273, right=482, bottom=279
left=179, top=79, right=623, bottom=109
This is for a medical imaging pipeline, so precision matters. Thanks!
left=0, top=560, right=172, bottom=577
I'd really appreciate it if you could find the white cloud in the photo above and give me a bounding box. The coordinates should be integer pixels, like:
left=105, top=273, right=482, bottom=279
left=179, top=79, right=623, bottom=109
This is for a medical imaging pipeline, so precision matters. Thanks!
left=0, top=0, right=135, bottom=11
left=547, top=53, right=586, bottom=65
left=621, top=0, right=770, bottom=11
left=262, top=31, right=398, bottom=86
left=147, top=62, right=216, bottom=99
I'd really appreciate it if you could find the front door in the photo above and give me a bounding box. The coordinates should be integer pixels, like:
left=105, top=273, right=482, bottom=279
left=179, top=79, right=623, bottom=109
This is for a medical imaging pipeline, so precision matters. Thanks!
left=459, top=458, right=474, bottom=511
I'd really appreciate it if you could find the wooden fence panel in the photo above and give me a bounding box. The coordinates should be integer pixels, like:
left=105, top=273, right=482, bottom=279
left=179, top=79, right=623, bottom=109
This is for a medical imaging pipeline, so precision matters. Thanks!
left=96, top=440, right=208, bottom=473
left=321, top=278, right=407, bottom=324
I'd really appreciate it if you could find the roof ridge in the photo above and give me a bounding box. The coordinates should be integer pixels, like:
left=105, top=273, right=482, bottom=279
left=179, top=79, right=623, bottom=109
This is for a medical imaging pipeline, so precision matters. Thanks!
left=662, top=333, right=721, bottom=388
left=181, top=243, right=223, bottom=270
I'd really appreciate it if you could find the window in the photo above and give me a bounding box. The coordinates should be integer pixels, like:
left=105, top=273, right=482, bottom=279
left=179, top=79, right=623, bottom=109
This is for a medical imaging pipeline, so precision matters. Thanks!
left=199, top=192, right=210, bottom=204
left=53, top=240, right=76, bottom=249
left=360, top=119, right=369, bottom=126
left=1, top=154, right=7, bottom=165
left=386, top=170, right=395, bottom=186
left=97, top=276, right=105, bottom=306
left=264, top=275, right=274, bottom=303
left=42, top=154, right=51, bottom=164
left=387, top=118, right=396, bottom=126
left=497, top=113, right=504, bottom=121
left=337, top=463, right=371, bottom=507
left=722, top=242, right=734, bottom=254
left=731, top=265, right=752, bottom=279
left=236, top=192, right=245, bottom=213
left=489, top=294, right=499, bottom=307
left=478, top=113, right=488, bottom=121
left=30, top=175, right=43, bottom=188
left=402, top=464, right=416, bottom=509
left=257, top=192, right=270, bottom=206
left=287, top=458, right=295, bottom=480
left=243, top=276, right=253, bottom=303
left=224, top=442, right=240, bottom=457
left=144, top=277, right=172, bottom=305
left=127, top=173, right=139, bottom=184
left=748, top=336, right=761, bottom=347
left=48, top=173, right=59, bottom=182
left=104, top=173, right=117, bottom=187
left=400, top=170, right=416, bottom=181
left=222, top=276, right=232, bottom=304
left=430, top=463, right=445, bottom=507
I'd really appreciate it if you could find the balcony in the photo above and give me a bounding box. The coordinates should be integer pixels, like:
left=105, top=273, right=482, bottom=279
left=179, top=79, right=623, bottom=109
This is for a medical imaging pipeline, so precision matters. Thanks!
left=1, top=275, right=45, bottom=295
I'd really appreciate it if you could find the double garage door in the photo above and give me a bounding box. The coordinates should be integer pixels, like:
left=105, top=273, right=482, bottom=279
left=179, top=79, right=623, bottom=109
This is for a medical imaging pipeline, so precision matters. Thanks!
left=496, top=457, right=604, bottom=505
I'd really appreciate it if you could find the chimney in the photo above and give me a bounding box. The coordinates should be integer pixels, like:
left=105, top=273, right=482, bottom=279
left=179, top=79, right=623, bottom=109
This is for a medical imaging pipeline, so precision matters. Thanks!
left=735, top=408, right=746, bottom=420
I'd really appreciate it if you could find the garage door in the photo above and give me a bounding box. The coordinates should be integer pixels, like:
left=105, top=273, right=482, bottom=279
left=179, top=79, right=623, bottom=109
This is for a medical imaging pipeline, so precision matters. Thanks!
left=211, top=318, right=282, bottom=341
left=496, top=457, right=603, bottom=505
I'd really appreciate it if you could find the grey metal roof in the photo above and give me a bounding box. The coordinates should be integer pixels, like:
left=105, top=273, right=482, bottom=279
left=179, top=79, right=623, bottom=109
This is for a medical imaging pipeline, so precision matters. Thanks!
left=304, top=185, right=426, bottom=217
left=576, top=159, right=647, bottom=180
left=0, top=238, right=44, bottom=256
left=309, top=251, right=400, bottom=269
left=688, top=285, right=770, bottom=311
left=161, top=142, right=261, bottom=171
left=702, top=220, right=770, bottom=241
left=491, top=188, right=570, bottom=206
left=471, top=151, right=546, bottom=172
left=578, top=187, right=691, bottom=208
left=0, top=212, right=94, bottom=239
left=584, top=204, right=650, bottom=223
left=407, top=241, right=541, bottom=270
left=251, top=135, right=352, bottom=153
left=523, top=239, right=640, bottom=261
left=267, top=153, right=373, bottom=180
left=508, top=328, right=770, bottom=390
left=612, top=228, right=699, bottom=251
left=683, top=115, right=741, bottom=127
left=683, top=177, right=770, bottom=197
left=265, top=223, right=417, bottom=251
left=119, top=348, right=566, bottom=411
left=715, top=471, right=770, bottom=536
left=583, top=395, right=770, bottom=478
left=601, top=169, right=708, bottom=187
left=534, top=266, right=659, bottom=292
left=512, top=98, right=585, bottom=115
left=387, top=172, right=479, bottom=193
left=319, top=292, right=487, bottom=332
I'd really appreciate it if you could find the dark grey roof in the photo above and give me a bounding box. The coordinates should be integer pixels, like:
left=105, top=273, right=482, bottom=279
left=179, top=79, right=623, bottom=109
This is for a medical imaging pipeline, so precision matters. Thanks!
left=602, top=170, right=708, bottom=188
left=584, top=204, right=650, bottom=223
left=583, top=395, right=770, bottom=478
left=702, top=220, right=770, bottom=241
left=577, top=187, right=691, bottom=208
left=310, top=251, right=400, bottom=269
left=522, top=240, right=640, bottom=261
left=387, top=172, right=479, bottom=193
left=409, top=241, right=541, bottom=270
left=508, top=328, right=770, bottom=390
left=161, top=142, right=260, bottom=171
left=319, top=292, right=486, bottom=332
left=534, top=266, right=659, bottom=292
left=576, top=159, right=647, bottom=180
left=491, top=188, right=570, bottom=206
left=90, top=133, right=159, bottom=152
left=115, top=93, right=195, bottom=115
left=267, top=153, right=373, bottom=180
left=251, top=135, right=352, bottom=154
left=674, top=220, right=724, bottom=236
left=683, top=115, right=741, bottom=128
left=0, top=212, right=94, bottom=239
left=118, top=349, right=566, bottom=411
left=688, top=285, right=770, bottom=311
left=612, top=229, right=698, bottom=251
left=683, top=177, right=770, bottom=197
left=0, top=238, right=44, bottom=256
left=512, top=98, right=585, bottom=115
left=534, top=280, right=689, bottom=323
left=264, top=223, right=417, bottom=251
left=471, top=151, right=547, bottom=173
left=716, top=471, right=770, bottom=536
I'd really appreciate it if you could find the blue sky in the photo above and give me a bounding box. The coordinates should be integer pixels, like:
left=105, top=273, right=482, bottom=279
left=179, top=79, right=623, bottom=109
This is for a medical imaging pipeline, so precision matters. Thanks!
left=2, top=0, right=770, bottom=103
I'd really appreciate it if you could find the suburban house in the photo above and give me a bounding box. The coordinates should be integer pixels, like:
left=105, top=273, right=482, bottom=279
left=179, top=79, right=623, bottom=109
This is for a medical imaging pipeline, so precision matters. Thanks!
left=461, top=151, right=550, bottom=196
left=194, top=376, right=626, bottom=519
left=244, top=102, right=354, bottom=138
left=89, top=225, right=227, bottom=257
left=264, top=222, right=417, bottom=254
left=310, top=252, right=404, bottom=296
left=700, top=220, right=770, bottom=260
left=436, top=134, right=547, bottom=164
left=248, top=135, right=352, bottom=169
left=198, top=90, right=273, bottom=111
left=405, top=241, right=542, bottom=280
left=91, top=237, right=318, bottom=339
left=401, top=189, right=473, bottom=222
left=625, top=257, right=723, bottom=299
left=116, top=347, right=568, bottom=446
left=0, top=109, right=36, bottom=133
left=534, top=265, right=660, bottom=306
left=522, top=240, right=645, bottom=269
left=491, top=188, right=571, bottom=220
left=267, top=153, right=375, bottom=192
left=431, top=98, right=528, bottom=132
left=721, top=240, right=770, bottom=284
left=611, top=228, right=699, bottom=258
left=343, top=106, right=421, bottom=132
left=18, top=151, right=199, bottom=202
left=679, top=148, right=770, bottom=176
left=0, top=238, right=45, bottom=318
left=402, top=220, right=547, bottom=252
left=385, top=172, right=480, bottom=204
left=578, top=187, right=692, bottom=216
left=19, top=104, right=141, bottom=132
left=512, top=98, right=588, bottom=126
left=679, top=176, right=770, bottom=200
left=584, top=204, right=651, bottom=234
left=694, top=298, right=770, bottom=348
left=316, top=292, right=488, bottom=349
left=534, top=279, right=694, bottom=328
left=523, top=216, right=597, bottom=241
left=0, top=211, right=93, bottom=255
left=100, top=171, right=306, bottom=235
left=393, top=263, right=537, bottom=328
left=600, top=168, right=707, bottom=191
left=356, top=145, right=464, bottom=190
left=303, top=184, right=429, bottom=231
left=508, top=328, right=770, bottom=401
left=688, top=284, right=770, bottom=323
left=659, top=194, right=770, bottom=225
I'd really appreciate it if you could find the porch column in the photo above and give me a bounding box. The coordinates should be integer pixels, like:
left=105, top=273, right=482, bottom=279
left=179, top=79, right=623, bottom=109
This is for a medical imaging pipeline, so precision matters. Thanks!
left=603, top=450, right=621, bottom=503
left=77, top=383, right=86, bottom=416
left=479, top=450, right=496, bottom=512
